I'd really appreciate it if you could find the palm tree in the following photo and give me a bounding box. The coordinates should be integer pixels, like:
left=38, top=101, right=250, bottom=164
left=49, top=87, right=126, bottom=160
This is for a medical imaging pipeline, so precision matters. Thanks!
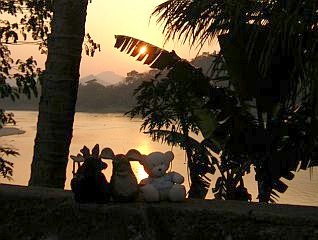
left=29, top=0, right=89, bottom=188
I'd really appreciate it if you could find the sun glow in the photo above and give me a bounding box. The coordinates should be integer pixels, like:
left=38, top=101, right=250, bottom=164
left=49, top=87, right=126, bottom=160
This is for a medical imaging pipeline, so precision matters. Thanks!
left=139, top=46, right=147, bottom=54
left=129, top=140, right=152, bottom=182
left=131, top=161, right=148, bottom=183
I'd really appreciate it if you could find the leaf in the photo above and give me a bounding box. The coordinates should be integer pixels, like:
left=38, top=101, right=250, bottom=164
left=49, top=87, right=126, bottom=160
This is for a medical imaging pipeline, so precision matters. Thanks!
left=114, top=35, right=181, bottom=70
left=193, top=108, right=217, bottom=139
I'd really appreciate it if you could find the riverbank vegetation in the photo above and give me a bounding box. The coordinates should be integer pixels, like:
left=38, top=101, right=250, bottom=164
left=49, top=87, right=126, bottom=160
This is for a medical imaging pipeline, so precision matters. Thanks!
left=2, top=53, right=216, bottom=113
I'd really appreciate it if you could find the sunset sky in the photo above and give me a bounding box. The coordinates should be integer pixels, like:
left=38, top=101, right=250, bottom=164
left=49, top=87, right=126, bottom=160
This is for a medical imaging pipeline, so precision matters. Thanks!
left=9, top=0, right=218, bottom=78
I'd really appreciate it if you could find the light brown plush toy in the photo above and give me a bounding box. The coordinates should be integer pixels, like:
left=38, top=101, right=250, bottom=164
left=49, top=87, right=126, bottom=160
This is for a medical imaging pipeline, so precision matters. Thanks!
left=101, top=148, right=141, bottom=202
left=138, top=151, right=186, bottom=202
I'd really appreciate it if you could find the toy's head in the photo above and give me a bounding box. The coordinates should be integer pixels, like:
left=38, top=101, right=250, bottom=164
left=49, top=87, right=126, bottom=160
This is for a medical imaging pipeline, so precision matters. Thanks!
left=70, top=144, right=107, bottom=178
left=139, top=151, right=174, bottom=178
left=100, top=148, right=142, bottom=176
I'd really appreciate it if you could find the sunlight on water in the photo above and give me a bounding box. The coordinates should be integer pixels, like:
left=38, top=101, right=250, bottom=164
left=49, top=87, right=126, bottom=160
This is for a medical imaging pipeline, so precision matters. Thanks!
left=131, top=161, right=148, bottom=183
left=1, top=111, right=318, bottom=206
left=136, top=139, right=152, bottom=156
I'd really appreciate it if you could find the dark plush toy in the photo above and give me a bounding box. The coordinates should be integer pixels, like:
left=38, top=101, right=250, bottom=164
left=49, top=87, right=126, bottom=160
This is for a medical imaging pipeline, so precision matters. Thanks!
left=70, top=144, right=111, bottom=203
left=101, top=148, right=141, bottom=202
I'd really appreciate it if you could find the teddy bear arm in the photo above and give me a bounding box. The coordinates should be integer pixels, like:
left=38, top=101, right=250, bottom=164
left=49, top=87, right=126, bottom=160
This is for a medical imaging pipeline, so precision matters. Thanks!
left=140, top=178, right=150, bottom=186
left=172, top=172, right=184, bottom=184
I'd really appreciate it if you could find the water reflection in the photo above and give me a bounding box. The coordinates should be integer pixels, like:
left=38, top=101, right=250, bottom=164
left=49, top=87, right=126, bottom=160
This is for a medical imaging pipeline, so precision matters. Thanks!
left=131, top=161, right=148, bottom=183
left=1, top=111, right=318, bottom=206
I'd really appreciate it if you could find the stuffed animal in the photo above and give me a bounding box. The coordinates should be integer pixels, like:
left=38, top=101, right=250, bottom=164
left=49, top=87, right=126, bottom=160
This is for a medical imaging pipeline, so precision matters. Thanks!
left=101, top=148, right=140, bottom=202
left=138, top=151, right=186, bottom=202
left=70, top=144, right=111, bottom=203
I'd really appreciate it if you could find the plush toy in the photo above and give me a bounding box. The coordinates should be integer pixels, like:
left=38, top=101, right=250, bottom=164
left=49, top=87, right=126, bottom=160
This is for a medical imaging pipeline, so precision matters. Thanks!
left=101, top=148, right=141, bottom=202
left=70, top=144, right=111, bottom=203
left=138, top=151, right=186, bottom=202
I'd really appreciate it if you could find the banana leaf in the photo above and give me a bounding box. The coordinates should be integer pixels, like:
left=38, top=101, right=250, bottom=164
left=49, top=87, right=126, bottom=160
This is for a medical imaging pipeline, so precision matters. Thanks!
left=114, top=35, right=181, bottom=70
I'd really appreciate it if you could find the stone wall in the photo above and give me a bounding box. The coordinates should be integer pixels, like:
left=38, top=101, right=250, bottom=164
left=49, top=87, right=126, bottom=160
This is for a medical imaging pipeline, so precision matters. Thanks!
left=1, top=184, right=318, bottom=240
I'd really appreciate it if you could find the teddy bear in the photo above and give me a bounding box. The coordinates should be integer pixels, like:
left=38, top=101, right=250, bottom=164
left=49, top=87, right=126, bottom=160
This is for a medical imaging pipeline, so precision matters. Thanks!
left=138, top=151, right=186, bottom=202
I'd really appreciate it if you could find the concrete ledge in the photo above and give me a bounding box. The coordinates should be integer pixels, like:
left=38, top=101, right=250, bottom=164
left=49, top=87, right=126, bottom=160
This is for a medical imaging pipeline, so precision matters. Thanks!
left=1, top=184, right=318, bottom=240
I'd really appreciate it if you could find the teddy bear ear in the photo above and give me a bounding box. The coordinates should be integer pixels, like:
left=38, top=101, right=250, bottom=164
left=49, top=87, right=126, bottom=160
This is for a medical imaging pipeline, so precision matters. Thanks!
left=164, top=151, right=174, bottom=162
left=126, top=149, right=142, bottom=161
left=100, top=147, right=115, bottom=160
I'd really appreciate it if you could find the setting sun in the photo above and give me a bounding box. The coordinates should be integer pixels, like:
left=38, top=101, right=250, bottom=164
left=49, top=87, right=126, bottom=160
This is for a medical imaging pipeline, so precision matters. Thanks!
left=139, top=46, right=147, bottom=54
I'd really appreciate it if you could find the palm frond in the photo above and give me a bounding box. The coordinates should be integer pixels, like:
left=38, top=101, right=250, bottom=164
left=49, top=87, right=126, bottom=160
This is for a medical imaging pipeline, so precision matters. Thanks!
left=114, top=35, right=181, bottom=70
left=152, top=0, right=318, bottom=111
left=152, top=0, right=262, bottom=47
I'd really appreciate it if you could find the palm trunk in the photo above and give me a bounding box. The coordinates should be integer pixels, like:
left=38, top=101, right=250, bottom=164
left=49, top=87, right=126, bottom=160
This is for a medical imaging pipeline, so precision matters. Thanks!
left=29, top=0, right=89, bottom=188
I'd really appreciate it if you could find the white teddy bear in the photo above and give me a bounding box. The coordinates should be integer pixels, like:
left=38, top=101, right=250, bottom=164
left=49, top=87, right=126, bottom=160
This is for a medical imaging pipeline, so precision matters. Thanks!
left=139, top=151, right=186, bottom=202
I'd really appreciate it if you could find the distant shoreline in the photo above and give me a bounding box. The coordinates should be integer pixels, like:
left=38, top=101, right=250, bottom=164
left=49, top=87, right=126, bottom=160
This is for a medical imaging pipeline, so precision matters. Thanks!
left=0, top=126, right=26, bottom=137
left=4, top=108, right=129, bottom=114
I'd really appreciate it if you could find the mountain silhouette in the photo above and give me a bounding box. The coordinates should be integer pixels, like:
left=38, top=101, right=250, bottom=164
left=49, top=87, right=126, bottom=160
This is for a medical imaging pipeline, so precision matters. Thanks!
left=80, top=71, right=124, bottom=86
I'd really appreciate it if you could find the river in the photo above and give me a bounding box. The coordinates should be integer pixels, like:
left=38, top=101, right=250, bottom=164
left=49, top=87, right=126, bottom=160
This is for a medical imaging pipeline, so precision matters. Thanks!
left=1, top=110, right=317, bottom=206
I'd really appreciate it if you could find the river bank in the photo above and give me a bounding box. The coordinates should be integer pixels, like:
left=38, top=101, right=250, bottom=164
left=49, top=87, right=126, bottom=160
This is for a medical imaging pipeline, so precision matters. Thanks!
left=1, top=184, right=318, bottom=240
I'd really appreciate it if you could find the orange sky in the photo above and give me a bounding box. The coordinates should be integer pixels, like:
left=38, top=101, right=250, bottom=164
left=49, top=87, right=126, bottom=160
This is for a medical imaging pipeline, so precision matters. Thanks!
left=8, top=0, right=219, bottom=78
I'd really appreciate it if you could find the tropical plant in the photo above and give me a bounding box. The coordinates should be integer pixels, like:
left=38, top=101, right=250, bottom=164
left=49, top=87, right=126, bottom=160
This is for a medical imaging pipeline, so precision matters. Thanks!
left=114, top=28, right=318, bottom=202
left=151, top=0, right=318, bottom=202
left=128, top=63, right=216, bottom=198
left=115, top=35, right=249, bottom=199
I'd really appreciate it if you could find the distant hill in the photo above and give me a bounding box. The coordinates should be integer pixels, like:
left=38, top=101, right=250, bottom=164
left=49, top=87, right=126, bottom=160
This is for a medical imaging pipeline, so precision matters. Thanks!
left=2, top=52, right=220, bottom=113
left=80, top=71, right=124, bottom=86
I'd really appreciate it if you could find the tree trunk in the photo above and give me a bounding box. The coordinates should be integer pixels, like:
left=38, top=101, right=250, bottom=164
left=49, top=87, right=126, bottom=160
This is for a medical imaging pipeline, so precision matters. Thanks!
left=29, top=0, right=89, bottom=188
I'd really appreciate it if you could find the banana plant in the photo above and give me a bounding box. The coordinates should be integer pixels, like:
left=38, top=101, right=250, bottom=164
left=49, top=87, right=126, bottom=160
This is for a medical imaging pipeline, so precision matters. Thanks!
left=115, top=35, right=254, bottom=200
left=115, top=34, right=318, bottom=203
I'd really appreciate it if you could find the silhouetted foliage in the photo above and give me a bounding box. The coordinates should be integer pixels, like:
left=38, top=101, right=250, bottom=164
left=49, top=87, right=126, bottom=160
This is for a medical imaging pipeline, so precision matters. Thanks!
left=0, top=147, right=19, bottom=181
left=0, top=109, right=15, bottom=127
left=121, top=0, right=317, bottom=202
left=0, top=0, right=52, bottom=100
left=128, top=62, right=219, bottom=199
left=115, top=30, right=318, bottom=203
left=1, top=1, right=51, bottom=181
left=0, top=109, right=19, bottom=181
left=0, top=0, right=99, bottom=106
